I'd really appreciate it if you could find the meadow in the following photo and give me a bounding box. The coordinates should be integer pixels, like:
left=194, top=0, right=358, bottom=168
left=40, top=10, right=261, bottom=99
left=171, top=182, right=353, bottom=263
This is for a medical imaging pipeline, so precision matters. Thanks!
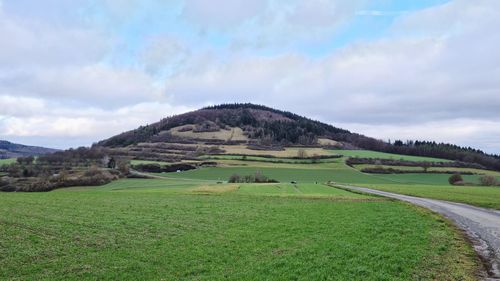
left=3, top=148, right=499, bottom=279
left=0, top=158, right=16, bottom=165
left=328, top=150, right=451, bottom=162
left=357, top=183, right=500, bottom=210
left=0, top=178, right=478, bottom=280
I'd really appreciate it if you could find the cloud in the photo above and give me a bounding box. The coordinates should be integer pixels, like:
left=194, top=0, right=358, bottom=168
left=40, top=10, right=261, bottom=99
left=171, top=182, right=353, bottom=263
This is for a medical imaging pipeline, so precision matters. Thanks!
left=1, top=0, right=500, bottom=153
left=0, top=96, right=193, bottom=147
left=165, top=0, right=500, bottom=124
left=140, top=36, right=191, bottom=75
left=286, top=0, right=364, bottom=28
left=356, top=10, right=408, bottom=17
left=338, top=119, right=500, bottom=154
left=182, top=0, right=268, bottom=28
left=0, top=5, right=110, bottom=68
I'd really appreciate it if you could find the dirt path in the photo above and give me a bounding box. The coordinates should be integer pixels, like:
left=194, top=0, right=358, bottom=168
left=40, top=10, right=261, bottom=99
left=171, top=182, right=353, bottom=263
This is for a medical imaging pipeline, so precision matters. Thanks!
left=336, top=184, right=500, bottom=280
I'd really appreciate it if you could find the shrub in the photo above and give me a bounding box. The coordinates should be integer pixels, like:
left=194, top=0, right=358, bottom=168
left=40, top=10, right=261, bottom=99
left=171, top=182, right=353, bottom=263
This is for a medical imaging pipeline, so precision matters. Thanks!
left=228, top=174, right=241, bottom=183
left=448, top=174, right=463, bottom=185
left=228, top=172, right=278, bottom=183
left=479, top=175, right=497, bottom=186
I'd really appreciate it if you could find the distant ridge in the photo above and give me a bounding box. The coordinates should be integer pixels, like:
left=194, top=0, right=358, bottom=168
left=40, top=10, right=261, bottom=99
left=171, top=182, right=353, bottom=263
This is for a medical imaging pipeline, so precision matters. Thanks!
left=0, top=140, right=58, bottom=159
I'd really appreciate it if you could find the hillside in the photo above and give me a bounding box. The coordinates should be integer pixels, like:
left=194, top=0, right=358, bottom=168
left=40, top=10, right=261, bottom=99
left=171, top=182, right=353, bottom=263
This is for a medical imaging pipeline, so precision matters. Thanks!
left=0, top=140, right=58, bottom=159
left=97, top=103, right=500, bottom=171
left=98, top=103, right=352, bottom=147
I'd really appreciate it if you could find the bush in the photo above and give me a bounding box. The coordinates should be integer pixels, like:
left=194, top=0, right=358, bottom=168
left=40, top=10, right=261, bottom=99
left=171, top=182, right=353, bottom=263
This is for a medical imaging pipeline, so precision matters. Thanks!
left=479, top=175, right=497, bottom=186
left=227, top=172, right=278, bottom=183
left=228, top=174, right=241, bottom=183
left=448, top=174, right=463, bottom=185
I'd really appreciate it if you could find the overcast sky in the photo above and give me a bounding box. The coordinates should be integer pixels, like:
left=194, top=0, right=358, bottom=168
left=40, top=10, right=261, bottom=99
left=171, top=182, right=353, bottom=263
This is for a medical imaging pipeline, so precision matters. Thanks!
left=0, top=0, right=499, bottom=153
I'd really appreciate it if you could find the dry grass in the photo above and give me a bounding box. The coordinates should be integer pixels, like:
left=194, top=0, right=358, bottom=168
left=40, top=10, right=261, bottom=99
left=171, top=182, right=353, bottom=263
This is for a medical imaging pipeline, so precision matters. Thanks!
left=189, top=184, right=240, bottom=194
left=219, top=145, right=331, bottom=157
left=169, top=125, right=248, bottom=141
left=318, top=138, right=340, bottom=146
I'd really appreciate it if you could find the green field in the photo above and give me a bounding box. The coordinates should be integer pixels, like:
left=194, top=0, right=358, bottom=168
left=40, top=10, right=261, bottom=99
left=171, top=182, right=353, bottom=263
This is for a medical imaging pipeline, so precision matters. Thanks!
left=329, top=150, right=451, bottom=162
left=0, top=178, right=477, bottom=280
left=201, top=154, right=341, bottom=164
left=0, top=158, right=16, bottom=165
left=158, top=166, right=396, bottom=185
left=141, top=153, right=500, bottom=209
left=3, top=148, right=499, bottom=279
left=354, top=164, right=500, bottom=177
left=358, top=183, right=500, bottom=209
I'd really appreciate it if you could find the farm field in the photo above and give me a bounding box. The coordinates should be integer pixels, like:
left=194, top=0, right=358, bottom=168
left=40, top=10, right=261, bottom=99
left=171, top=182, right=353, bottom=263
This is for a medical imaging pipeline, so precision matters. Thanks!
left=329, top=149, right=451, bottom=162
left=158, top=165, right=395, bottom=185
left=142, top=151, right=500, bottom=209
left=0, top=178, right=478, bottom=280
left=354, top=164, right=500, bottom=177
left=358, top=183, right=500, bottom=210
left=0, top=158, right=16, bottom=165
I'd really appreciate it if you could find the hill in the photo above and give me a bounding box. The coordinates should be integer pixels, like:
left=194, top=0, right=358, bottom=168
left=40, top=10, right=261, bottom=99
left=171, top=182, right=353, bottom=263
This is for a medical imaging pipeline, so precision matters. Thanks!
left=0, top=140, right=58, bottom=159
left=97, top=103, right=500, bottom=171
left=98, top=103, right=351, bottom=147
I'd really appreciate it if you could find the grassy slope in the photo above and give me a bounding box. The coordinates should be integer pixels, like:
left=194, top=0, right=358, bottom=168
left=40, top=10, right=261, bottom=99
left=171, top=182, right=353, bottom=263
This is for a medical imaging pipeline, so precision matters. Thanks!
left=329, top=150, right=452, bottom=162
left=359, top=183, right=500, bottom=209
left=147, top=152, right=500, bottom=209
left=355, top=164, right=500, bottom=177
left=0, top=158, right=16, bottom=165
left=159, top=165, right=395, bottom=185
left=0, top=179, right=478, bottom=280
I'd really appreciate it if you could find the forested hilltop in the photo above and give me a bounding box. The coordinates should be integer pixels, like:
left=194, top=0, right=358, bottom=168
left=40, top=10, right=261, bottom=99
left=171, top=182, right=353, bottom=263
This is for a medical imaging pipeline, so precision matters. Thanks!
left=97, top=103, right=500, bottom=171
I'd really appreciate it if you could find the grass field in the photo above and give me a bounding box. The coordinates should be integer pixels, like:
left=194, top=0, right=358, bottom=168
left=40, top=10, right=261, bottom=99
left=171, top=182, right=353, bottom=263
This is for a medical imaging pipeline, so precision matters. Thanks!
left=3, top=148, right=498, bottom=279
left=0, top=178, right=478, bottom=280
left=354, top=164, right=500, bottom=177
left=329, top=150, right=451, bottom=162
left=219, top=145, right=331, bottom=157
left=202, top=154, right=341, bottom=164
left=140, top=152, right=500, bottom=209
left=358, top=183, right=500, bottom=210
left=159, top=166, right=396, bottom=185
left=0, top=158, right=16, bottom=165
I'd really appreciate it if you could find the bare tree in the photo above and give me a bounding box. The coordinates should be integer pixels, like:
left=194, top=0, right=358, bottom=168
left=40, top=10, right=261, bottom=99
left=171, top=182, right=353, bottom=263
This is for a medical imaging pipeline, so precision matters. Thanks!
left=297, top=149, right=308, bottom=159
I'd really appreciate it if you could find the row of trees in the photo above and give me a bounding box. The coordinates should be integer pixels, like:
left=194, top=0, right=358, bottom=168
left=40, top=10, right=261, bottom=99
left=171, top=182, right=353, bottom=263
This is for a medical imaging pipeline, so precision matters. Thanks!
left=339, top=134, right=500, bottom=171
left=449, top=174, right=499, bottom=186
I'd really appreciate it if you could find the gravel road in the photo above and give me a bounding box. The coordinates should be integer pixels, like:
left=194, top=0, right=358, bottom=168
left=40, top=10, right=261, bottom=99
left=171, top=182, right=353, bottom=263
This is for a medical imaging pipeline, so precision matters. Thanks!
left=337, top=185, right=500, bottom=280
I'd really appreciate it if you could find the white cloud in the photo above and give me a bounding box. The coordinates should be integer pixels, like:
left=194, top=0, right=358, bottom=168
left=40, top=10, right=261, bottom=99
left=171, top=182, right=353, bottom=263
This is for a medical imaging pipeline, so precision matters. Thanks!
left=182, top=0, right=268, bottom=28
left=0, top=10, right=110, bottom=67
left=0, top=97, right=192, bottom=145
left=338, top=119, right=500, bottom=154
left=1, top=0, right=500, bottom=153
left=140, top=36, right=191, bottom=75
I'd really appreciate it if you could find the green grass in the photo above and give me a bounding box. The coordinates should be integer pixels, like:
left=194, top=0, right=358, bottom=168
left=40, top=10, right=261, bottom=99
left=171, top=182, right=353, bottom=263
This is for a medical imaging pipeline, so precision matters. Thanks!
left=236, top=183, right=370, bottom=198
left=158, top=166, right=395, bottom=185
left=201, top=155, right=341, bottom=164
left=329, top=150, right=451, bottom=162
left=130, top=159, right=177, bottom=166
left=0, top=180, right=478, bottom=280
left=358, top=183, right=500, bottom=210
left=368, top=173, right=486, bottom=185
left=150, top=156, right=500, bottom=209
left=355, top=164, right=500, bottom=177
left=0, top=158, right=16, bottom=165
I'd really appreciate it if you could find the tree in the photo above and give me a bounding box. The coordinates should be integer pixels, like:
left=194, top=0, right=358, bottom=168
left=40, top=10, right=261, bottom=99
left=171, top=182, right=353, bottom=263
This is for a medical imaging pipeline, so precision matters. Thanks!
left=297, top=149, right=308, bottom=159
left=448, top=174, right=463, bottom=185
left=479, top=175, right=497, bottom=186
left=421, top=161, right=431, bottom=173
left=228, top=174, right=241, bottom=183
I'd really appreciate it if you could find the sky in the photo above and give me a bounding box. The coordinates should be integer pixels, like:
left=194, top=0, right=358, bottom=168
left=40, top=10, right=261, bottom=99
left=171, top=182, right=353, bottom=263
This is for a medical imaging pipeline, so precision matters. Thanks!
left=0, top=0, right=499, bottom=153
